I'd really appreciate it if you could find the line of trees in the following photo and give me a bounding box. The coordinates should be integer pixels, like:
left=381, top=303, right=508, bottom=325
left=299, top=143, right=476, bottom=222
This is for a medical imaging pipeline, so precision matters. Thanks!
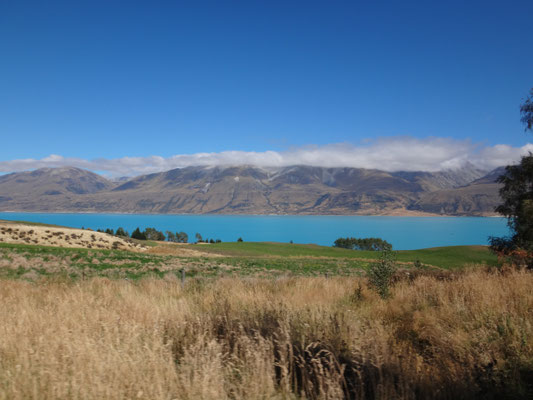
left=96, top=227, right=129, bottom=237
left=333, top=237, right=392, bottom=251
left=95, top=226, right=225, bottom=244
left=194, top=233, right=222, bottom=243
left=166, top=231, right=189, bottom=243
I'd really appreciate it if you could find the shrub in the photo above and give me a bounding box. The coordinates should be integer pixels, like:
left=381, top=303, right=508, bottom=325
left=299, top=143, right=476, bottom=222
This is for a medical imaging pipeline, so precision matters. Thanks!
left=115, top=227, right=129, bottom=237
left=131, top=227, right=146, bottom=240
left=367, top=250, right=397, bottom=298
left=333, top=237, right=392, bottom=251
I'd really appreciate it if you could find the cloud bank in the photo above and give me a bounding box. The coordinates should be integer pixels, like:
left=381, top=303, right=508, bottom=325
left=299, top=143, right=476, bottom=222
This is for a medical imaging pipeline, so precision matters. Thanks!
left=1, top=137, right=532, bottom=178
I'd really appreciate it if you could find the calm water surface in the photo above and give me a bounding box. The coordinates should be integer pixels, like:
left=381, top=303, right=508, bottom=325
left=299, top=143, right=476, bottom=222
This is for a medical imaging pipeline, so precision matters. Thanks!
left=0, top=212, right=510, bottom=250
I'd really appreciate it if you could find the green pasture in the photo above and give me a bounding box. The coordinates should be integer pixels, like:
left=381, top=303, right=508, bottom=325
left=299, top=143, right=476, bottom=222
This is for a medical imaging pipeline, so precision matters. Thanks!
left=0, top=238, right=498, bottom=282
left=188, top=241, right=498, bottom=269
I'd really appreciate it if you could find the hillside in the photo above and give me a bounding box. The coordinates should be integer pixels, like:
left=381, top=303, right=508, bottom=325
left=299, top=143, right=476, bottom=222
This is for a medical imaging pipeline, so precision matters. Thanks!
left=0, top=219, right=145, bottom=251
left=410, top=168, right=503, bottom=215
left=0, top=165, right=502, bottom=215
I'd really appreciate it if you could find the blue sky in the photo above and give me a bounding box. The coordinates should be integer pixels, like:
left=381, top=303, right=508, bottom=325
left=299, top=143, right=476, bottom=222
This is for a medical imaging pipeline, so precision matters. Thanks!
left=0, top=0, right=532, bottom=174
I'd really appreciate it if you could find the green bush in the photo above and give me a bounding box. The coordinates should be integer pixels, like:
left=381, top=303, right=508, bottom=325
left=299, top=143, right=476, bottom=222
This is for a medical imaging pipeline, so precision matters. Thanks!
left=333, top=237, right=392, bottom=251
left=367, top=250, right=397, bottom=298
left=131, top=227, right=147, bottom=240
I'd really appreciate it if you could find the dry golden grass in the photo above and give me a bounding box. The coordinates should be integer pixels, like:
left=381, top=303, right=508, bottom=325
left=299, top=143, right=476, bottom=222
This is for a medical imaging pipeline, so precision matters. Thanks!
left=0, top=222, right=145, bottom=251
left=0, top=270, right=532, bottom=399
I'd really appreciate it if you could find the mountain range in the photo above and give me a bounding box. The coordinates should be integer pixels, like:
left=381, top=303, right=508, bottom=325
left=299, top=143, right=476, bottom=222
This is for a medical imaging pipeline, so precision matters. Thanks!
left=0, top=164, right=504, bottom=215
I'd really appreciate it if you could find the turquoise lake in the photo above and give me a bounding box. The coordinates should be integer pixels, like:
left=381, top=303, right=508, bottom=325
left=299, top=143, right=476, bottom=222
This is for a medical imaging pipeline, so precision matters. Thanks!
left=0, top=212, right=510, bottom=250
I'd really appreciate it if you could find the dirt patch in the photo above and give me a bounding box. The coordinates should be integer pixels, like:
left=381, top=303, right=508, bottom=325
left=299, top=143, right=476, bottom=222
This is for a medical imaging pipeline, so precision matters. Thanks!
left=145, top=243, right=224, bottom=258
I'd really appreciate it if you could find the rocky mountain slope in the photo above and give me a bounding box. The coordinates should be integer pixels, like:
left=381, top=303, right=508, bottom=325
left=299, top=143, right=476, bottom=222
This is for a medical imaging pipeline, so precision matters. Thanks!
left=0, top=165, right=503, bottom=215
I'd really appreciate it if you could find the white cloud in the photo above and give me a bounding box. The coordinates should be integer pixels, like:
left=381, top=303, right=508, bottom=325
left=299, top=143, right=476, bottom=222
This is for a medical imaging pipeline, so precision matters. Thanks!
left=0, top=137, right=531, bottom=177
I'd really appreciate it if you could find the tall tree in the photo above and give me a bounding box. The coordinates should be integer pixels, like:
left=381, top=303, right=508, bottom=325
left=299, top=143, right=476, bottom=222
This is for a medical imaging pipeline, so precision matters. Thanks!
left=491, top=88, right=533, bottom=267
left=494, top=157, right=533, bottom=250
left=115, top=227, right=128, bottom=237
left=131, top=227, right=146, bottom=240
left=177, top=232, right=188, bottom=243
left=166, top=231, right=177, bottom=242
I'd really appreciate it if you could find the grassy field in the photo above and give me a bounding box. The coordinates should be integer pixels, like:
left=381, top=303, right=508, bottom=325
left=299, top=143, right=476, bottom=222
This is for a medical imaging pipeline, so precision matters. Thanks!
left=187, top=241, right=498, bottom=269
left=1, top=224, right=532, bottom=399
left=0, top=270, right=531, bottom=399
left=0, top=240, right=498, bottom=281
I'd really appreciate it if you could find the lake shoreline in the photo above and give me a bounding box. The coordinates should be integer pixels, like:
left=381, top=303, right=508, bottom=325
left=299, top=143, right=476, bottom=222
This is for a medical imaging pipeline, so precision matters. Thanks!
left=0, top=210, right=497, bottom=217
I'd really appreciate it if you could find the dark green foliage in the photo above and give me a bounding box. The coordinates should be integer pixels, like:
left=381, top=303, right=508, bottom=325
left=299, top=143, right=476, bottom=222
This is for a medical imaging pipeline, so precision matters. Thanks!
left=496, top=156, right=533, bottom=248
left=367, top=250, right=397, bottom=298
left=333, top=237, right=392, bottom=251
left=115, top=227, right=128, bottom=237
left=209, top=239, right=215, bottom=244
left=131, top=227, right=146, bottom=240
left=490, top=154, right=533, bottom=267
left=237, top=237, right=243, bottom=242
left=105, top=228, right=114, bottom=235
left=520, top=88, right=533, bottom=131
left=195, top=233, right=203, bottom=243
left=490, top=90, right=533, bottom=268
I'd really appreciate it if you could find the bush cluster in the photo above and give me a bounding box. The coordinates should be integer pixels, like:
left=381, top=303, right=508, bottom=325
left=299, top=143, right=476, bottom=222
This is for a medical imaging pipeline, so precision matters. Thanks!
left=333, top=237, right=392, bottom=251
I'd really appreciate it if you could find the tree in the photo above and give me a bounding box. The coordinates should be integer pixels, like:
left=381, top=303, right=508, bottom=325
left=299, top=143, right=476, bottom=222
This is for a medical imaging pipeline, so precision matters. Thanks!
left=520, top=88, right=533, bottom=131
left=491, top=89, right=533, bottom=267
left=131, top=227, right=146, bottom=240
left=115, top=227, right=128, bottom=237
left=492, top=156, right=533, bottom=253
left=144, top=227, right=165, bottom=241
left=177, top=232, right=188, bottom=243
left=195, top=233, right=203, bottom=243
left=166, top=231, right=177, bottom=242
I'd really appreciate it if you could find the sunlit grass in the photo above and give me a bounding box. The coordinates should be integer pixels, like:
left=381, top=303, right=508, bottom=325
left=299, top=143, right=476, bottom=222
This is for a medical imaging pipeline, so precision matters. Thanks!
left=0, top=270, right=531, bottom=399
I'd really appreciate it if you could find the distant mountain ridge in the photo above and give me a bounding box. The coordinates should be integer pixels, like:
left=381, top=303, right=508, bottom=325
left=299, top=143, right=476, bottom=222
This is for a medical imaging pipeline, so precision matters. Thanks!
left=0, top=165, right=503, bottom=215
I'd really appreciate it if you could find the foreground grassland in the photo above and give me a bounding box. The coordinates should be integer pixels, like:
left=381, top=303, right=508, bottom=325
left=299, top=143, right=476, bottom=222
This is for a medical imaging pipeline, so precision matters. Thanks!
left=2, top=235, right=528, bottom=399
left=0, top=271, right=532, bottom=399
